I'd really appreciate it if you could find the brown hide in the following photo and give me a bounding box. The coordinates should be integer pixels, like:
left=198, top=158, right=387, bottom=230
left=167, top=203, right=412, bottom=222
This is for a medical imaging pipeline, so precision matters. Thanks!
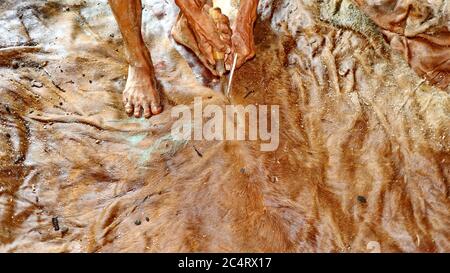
left=0, top=0, right=448, bottom=252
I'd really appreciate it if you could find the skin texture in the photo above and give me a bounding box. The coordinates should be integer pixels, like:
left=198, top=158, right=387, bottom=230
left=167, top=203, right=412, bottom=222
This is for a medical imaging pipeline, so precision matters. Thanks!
left=110, top=0, right=259, bottom=118
left=173, top=0, right=260, bottom=72
left=108, top=0, right=162, bottom=119
left=171, top=2, right=232, bottom=76
left=225, top=0, right=259, bottom=70
left=174, top=0, right=231, bottom=67
left=109, top=0, right=235, bottom=118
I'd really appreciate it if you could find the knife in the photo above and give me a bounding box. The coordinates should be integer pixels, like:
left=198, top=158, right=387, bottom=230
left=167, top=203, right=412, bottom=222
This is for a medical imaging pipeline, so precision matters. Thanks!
left=226, top=53, right=238, bottom=98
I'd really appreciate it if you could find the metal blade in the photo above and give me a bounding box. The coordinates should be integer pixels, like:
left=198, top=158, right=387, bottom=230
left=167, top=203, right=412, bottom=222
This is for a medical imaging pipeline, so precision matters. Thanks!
left=226, top=53, right=238, bottom=98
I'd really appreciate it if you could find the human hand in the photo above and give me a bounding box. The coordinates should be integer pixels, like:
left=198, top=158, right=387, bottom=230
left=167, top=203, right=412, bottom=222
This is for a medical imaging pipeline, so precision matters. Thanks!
left=188, top=5, right=231, bottom=66
left=225, top=27, right=256, bottom=70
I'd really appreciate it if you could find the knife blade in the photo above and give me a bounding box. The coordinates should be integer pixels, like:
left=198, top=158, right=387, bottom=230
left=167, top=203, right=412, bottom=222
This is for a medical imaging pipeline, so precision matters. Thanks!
left=226, top=53, right=238, bottom=98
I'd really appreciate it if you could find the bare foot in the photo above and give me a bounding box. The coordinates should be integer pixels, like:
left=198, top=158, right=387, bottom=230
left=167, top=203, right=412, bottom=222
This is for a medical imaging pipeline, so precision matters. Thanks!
left=123, top=65, right=162, bottom=119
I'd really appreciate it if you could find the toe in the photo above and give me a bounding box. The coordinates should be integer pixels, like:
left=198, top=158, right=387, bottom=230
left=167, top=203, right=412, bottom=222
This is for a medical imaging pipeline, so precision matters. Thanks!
left=125, top=102, right=134, bottom=116
left=143, top=102, right=152, bottom=119
left=134, top=104, right=142, bottom=118
left=151, top=102, right=162, bottom=115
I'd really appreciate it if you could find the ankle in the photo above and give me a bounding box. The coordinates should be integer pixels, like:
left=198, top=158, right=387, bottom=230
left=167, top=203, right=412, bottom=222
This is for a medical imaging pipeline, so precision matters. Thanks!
left=128, top=64, right=156, bottom=86
left=129, top=62, right=154, bottom=75
left=126, top=47, right=154, bottom=70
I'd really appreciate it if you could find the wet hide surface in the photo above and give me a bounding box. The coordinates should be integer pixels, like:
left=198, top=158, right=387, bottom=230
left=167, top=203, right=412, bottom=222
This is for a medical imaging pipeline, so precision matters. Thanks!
left=0, top=0, right=449, bottom=252
left=354, top=0, right=450, bottom=89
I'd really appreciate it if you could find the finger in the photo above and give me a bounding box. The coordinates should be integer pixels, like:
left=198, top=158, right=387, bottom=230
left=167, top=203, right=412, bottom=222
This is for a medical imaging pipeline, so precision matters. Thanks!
left=218, top=30, right=232, bottom=49
left=237, top=56, right=245, bottom=69
left=193, top=7, right=228, bottom=53
left=203, top=4, right=211, bottom=11
left=221, top=32, right=232, bottom=43
left=205, top=44, right=215, bottom=65
left=195, top=34, right=213, bottom=65
left=219, top=27, right=231, bottom=37
left=225, top=55, right=232, bottom=71
left=200, top=41, right=215, bottom=65
left=143, top=102, right=152, bottom=119
left=218, top=17, right=231, bottom=35
left=134, top=104, right=142, bottom=118
left=209, top=34, right=228, bottom=52
left=217, top=25, right=231, bottom=37
left=225, top=49, right=235, bottom=71
left=225, top=56, right=234, bottom=71
left=218, top=14, right=230, bottom=27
